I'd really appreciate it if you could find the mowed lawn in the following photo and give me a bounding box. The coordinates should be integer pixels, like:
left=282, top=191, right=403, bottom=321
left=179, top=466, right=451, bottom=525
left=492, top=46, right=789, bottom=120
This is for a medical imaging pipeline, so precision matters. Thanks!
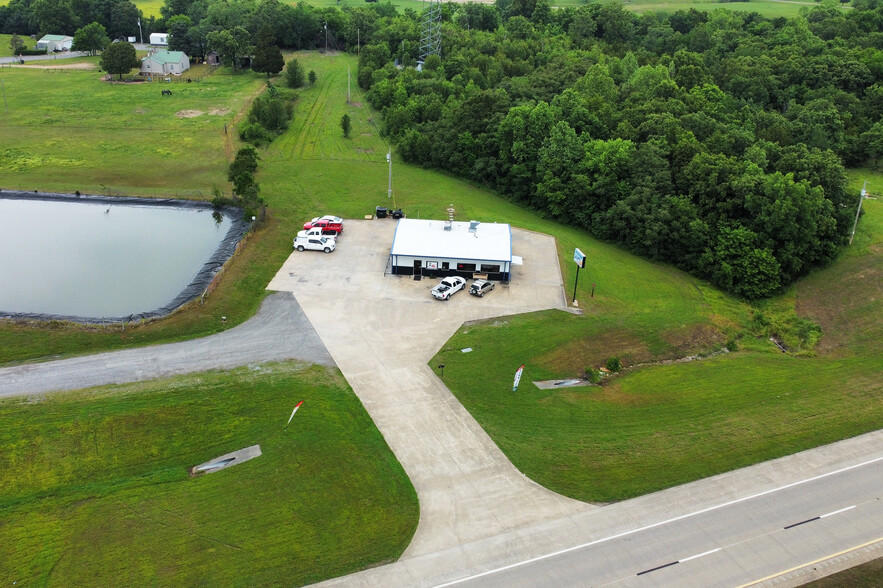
left=0, top=61, right=264, bottom=197
left=432, top=194, right=883, bottom=502
left=0, top=361, right=418, bottom=586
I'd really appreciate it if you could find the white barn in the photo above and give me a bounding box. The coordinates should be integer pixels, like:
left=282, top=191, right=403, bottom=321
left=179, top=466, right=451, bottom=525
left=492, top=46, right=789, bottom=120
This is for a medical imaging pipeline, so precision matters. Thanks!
left=149, top=32, right=169, bottom=45
left=389, top=219, right=512, bottom=281
left=36, top=35, right=73, bottom=52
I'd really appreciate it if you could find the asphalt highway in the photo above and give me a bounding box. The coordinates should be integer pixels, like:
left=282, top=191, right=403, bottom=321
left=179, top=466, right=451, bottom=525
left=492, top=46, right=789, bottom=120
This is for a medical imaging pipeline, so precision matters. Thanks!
left=442, top=456, right=883, bottom=588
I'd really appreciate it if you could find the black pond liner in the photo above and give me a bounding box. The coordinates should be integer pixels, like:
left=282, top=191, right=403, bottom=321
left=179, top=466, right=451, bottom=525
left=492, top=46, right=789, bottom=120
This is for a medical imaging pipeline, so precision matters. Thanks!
left=0, top=190, right=251, bottom=325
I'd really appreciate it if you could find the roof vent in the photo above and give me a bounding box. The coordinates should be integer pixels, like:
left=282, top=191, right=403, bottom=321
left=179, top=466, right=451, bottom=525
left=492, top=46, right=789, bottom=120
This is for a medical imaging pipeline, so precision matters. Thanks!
left=468, top=220, right=479, bottom=233
left=444, top=221, right=452, bottom=231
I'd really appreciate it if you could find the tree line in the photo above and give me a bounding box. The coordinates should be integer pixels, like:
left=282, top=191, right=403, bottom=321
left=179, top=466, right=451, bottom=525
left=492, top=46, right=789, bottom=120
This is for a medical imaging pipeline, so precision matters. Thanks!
left=356, top=0, right=880, bottom=298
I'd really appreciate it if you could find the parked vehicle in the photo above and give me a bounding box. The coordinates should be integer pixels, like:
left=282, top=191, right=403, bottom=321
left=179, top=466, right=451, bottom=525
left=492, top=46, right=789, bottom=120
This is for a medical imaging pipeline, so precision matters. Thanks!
left=293, top=235, right=335, bottom=253
left=303, top=217, right=343, bottom=233
left=304, top=217, right=343, bottom=233
left=469, top=279, right=495, bottom=297
left=298, top=227, right=338, bottom=240
left=391, top=209, right=405, bottom=219
left=431, top=276, right=467, bottom=300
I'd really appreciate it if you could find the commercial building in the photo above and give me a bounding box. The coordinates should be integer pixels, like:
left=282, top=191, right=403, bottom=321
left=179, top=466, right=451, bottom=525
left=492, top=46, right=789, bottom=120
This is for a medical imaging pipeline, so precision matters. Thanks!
left=388, top=219, right=512, bottom=281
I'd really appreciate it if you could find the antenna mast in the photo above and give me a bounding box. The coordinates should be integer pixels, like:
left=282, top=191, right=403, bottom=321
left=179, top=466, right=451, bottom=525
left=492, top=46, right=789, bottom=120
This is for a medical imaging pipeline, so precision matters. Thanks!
left=419, top=0, right=443, bottom=64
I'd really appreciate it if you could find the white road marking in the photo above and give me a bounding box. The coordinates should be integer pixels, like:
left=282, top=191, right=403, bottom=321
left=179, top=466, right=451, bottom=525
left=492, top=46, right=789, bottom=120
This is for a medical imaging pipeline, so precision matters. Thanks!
left=820, top=505, right=856, bottom=518
left=434, top=455, right=883, bottom=587
left=680, top=547, right=721, bottom=563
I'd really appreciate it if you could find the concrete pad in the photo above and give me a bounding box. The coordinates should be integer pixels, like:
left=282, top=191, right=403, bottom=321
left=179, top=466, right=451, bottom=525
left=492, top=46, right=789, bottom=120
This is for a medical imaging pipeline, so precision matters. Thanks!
left=268, top=220, right=594, bottom=560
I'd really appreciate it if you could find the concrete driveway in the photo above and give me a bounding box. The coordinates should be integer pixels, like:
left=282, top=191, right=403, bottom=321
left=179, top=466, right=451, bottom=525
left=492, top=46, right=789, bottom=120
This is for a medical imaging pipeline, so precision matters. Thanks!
left=267, top=220, right=596, bottom=566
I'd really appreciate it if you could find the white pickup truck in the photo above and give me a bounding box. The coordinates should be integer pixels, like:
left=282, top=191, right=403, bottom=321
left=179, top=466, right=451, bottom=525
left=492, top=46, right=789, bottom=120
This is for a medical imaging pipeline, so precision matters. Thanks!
left=293, top=235, right=336, bottom=253
left=298, top=227, right=338, bottom=240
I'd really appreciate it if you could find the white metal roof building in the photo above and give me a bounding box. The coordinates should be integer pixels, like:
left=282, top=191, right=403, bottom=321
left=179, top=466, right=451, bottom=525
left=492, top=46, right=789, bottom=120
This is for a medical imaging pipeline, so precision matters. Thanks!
left=389, top=219, right=512, bottom=281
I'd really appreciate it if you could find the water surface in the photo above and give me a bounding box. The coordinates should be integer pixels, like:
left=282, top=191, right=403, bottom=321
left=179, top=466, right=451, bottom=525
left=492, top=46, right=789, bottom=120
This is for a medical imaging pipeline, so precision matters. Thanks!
left=0, top=197, right=234, bottom=320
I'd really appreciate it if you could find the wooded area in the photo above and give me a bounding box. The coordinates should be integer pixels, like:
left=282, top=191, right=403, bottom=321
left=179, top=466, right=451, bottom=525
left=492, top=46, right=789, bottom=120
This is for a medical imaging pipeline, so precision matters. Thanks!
left=360, top=0, right=881, bottom=298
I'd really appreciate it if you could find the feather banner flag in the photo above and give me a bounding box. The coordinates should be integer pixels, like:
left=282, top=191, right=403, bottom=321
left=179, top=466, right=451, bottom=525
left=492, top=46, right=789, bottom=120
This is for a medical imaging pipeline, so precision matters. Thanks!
left=513, top=364, right=525, bottom=391
left=286, top=401, right=304, bottom=427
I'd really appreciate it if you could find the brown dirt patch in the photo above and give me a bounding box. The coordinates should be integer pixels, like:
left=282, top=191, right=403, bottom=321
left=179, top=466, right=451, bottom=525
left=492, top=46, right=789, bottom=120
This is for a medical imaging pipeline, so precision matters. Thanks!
left=208, top=108, right=231, bottom=116
left=176, top=110, right=204, bottom=118
left=536, top=331, right=652, bottom=374
left=660, top=323, right=726, bottom=355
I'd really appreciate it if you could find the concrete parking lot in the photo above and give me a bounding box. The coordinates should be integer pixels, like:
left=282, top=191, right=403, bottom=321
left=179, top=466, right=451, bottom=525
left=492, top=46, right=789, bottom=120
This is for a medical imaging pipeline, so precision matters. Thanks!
left=268, top=219, right=594, bottom=562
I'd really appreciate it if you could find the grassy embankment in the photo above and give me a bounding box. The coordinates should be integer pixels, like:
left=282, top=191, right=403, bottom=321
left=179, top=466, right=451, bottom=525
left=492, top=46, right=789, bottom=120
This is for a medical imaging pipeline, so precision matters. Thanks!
left=432, top=178, right=883, bottom=502
left=0, top=361, right=418, bottom=586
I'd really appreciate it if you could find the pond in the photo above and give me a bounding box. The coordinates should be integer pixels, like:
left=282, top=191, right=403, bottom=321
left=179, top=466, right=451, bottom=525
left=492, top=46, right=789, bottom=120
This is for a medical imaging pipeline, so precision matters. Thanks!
left=0, top=193, right=249, bottom=323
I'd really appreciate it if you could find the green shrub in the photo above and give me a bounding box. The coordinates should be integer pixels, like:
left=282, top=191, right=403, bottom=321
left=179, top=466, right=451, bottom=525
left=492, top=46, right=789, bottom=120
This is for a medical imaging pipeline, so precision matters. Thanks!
left=605, top=357, right=622, bottom=373
left=238, top=121, right=275, bottom=146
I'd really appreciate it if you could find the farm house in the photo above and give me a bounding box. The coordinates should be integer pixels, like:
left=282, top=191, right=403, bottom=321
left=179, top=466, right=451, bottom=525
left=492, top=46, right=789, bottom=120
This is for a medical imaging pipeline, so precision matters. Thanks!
left=140, top=50, right=190, bottom=76
left=388, top=219, right=513, bottom=281
left=36, top=35, right=73, bottom=52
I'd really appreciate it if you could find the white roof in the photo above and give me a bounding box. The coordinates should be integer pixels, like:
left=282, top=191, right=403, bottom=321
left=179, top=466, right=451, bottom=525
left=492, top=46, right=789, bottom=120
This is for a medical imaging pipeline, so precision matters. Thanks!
left=391, top=219, right=511, bottom=262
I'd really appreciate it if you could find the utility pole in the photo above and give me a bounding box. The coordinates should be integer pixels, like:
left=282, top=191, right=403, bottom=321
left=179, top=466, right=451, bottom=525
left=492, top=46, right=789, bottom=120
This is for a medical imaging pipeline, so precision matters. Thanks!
left=849, top=180, right=867, bottom=245
left=347, top=66, right=351, bottom=104
left=387, top=148, right=393, bottom=205
left=137, top=18, right=143, bottom=44
left=324, top=22, right=328, bottom=53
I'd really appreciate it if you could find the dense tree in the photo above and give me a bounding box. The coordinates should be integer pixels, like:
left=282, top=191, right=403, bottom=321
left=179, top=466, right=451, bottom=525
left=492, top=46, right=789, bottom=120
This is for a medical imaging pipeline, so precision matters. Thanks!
left=284, top=57, right=305, bottom=88
left=341, top=114, right=351, bottom=138
left=72, top=22, right=109, bottom=55
left=99, top=40, right=139, bottom=79
left=252, top=25, right=285, bottom=77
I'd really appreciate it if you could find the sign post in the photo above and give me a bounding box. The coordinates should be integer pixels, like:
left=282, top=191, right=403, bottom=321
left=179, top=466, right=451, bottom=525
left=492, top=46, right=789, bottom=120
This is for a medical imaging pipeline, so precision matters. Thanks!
left=572, top=248, right=586, bottom=304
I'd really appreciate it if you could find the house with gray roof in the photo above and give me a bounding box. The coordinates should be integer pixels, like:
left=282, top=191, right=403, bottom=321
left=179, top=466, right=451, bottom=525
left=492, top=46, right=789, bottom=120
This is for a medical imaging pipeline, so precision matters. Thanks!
left=140, top=50, right=190, bottom=76
left=36, top=35, right=73, bottom=52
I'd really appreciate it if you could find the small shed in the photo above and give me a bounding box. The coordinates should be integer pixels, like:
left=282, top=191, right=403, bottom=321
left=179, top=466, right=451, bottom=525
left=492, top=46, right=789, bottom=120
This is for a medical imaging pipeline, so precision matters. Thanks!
left=149, top=32, right=169, bottom=45
left=389, top=219, right=512, bottom=281
left=141, top=50, right=190, bottom=76
left=36, top=35, right=73, bottom=52
left=205, top=51, right=220, bottom=65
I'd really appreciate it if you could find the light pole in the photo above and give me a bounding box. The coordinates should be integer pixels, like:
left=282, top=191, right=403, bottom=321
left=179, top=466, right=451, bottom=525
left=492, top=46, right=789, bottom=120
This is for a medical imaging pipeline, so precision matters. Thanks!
left=137, top=19, right=143, bottom=44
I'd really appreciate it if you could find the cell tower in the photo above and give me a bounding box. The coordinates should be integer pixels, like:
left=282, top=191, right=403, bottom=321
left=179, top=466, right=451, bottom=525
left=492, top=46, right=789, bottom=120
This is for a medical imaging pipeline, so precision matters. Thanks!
left=419, top=0, right=443, bottom=63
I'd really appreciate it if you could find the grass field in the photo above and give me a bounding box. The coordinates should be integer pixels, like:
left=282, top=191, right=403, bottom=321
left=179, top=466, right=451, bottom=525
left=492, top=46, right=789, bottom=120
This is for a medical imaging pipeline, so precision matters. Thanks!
left=0, top=60, right=263, bottom=198
left=0, top=361, right=418, bottom=586
left=0, top=33, right=35, bottom=57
